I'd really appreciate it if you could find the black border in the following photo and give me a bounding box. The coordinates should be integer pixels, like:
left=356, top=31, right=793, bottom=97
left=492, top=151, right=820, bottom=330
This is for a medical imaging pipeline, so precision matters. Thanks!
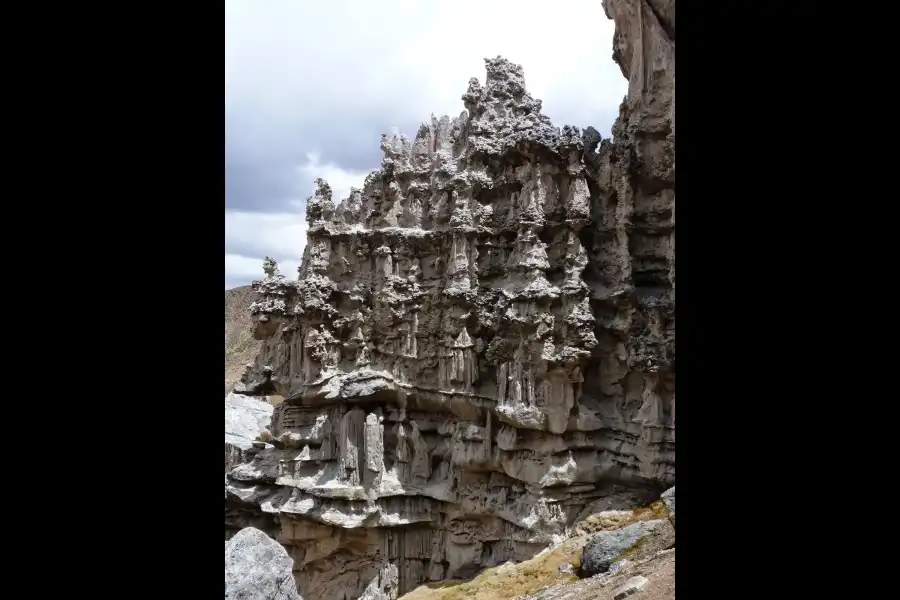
left=38, top=3, right=230, bottom=591
left=679, top=3, right=842, bottom=599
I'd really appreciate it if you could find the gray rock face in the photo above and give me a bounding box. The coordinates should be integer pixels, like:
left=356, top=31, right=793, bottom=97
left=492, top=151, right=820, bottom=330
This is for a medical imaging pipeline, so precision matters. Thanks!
left=579, top=520, right=665, bottom=578
left=225, top=392, right=275, bottom=472
left=225, top=527, right=302, bottom=600
left=660, top=486, right=675, bottom=523
left=225, top=2, right=674, bottom=598
left=225, top=392, right=274, bottom=450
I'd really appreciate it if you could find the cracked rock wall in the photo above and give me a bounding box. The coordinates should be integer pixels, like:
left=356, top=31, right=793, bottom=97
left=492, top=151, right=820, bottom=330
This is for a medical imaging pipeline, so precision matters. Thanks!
left=226, top=3, right=674, bottom=599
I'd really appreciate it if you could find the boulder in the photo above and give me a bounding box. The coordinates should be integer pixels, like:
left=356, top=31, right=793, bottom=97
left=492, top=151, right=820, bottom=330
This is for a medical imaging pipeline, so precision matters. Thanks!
left=225, top=527, right=301, bottom=600
left=225, top=392, right=274, bottom=450
left=578, top=520, right=666, bottom=578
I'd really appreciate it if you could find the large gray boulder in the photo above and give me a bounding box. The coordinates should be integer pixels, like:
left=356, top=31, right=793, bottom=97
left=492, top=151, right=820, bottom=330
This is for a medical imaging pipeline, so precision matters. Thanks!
left=225, top=392, right=274, bottom=451
left=225, top=393, right=274, bottom=473
left=579, top=520, right=666, bottom=578
left=225, top=527, right=301, bottom=600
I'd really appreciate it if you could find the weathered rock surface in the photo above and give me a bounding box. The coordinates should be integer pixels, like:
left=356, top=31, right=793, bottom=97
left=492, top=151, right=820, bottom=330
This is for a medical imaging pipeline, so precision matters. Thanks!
left=578, top=519, right=666, bottom=578
left=225, top=527, right=303, bottom=600
left=225, top=391, right=274, bottom=472
left=225, top=1, right=674, bottom=598
left=225, top=392, right=274, bottom=450
left=522, top=549, right=674, bottom=600
left=660, top=487, right=674, bottom=524
left=613, top=576, right=649, bottom=600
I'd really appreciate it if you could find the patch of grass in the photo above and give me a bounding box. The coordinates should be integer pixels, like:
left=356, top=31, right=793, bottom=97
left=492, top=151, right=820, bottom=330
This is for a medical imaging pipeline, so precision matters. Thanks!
left=608, top=501, right=672, bottom=564
left=633, top=500, right=669, bottom=521
left=423, top=580, right=464, bottom=590
left=612, top=535, right=649, bottom=563
left=401, top=540, right=581, bottom=600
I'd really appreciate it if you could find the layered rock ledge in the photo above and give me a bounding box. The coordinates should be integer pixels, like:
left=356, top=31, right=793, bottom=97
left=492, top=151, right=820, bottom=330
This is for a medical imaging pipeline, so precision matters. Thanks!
left=226, top=3, right=674, bottom=599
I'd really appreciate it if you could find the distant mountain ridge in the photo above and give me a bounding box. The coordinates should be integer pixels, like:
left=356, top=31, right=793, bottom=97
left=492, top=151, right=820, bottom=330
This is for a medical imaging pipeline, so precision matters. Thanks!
left=224, top=285, right=261, bottom=395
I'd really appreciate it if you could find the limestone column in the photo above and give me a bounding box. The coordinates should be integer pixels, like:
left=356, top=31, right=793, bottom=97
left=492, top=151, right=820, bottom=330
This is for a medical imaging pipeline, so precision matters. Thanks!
left=375, top=245, right=393, bottom=284
left=339, top=407, right=366, bottom=486
left=450, top=327, right=475, bottom=392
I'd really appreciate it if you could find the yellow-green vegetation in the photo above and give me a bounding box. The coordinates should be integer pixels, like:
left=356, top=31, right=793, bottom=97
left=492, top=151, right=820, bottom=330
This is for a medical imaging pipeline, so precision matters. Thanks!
left=601, top=501, right=670, bottom=564
left=401, top=538, right=581, bottom=600
left=400, top=501, right=671, bottom=600
left=633, top=500, right=670, bottom=522
left=612, top=535, right=648, bottom=563
left=573, top=500, right=669, bottom=536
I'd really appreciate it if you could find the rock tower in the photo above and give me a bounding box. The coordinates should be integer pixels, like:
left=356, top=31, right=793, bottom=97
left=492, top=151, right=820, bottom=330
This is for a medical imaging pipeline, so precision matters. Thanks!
left=226, top=2, right=675, bottom=599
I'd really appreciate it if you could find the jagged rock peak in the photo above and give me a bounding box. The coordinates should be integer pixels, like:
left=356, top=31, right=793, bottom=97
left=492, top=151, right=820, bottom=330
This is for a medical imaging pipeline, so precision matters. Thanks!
left=306, top=178, right=334, bottom=225
left=249, top=257, right=294, bottom=317
left=462, top=56, right=563, bottom=157
left=299, top=55, right=587, bottom=234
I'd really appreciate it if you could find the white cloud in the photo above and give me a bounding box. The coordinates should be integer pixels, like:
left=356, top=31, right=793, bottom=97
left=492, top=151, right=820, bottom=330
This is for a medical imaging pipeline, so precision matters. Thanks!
left=291, top=154, right=369, bottom=211
left=225, top=210, right=307, bottom=263
left=225, top=254, right=299, bottom=290
left=225, top=254, right=300, bottom=291
left=225, top=0, right=625, bottom=134
left=225, top=156, right=367, bottom=289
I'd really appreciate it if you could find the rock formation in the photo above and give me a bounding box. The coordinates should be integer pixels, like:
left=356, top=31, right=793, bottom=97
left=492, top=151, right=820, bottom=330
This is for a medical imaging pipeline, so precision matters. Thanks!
left=225, top=391, right=275, bottom=472
left=225, top=527, right=303, bottom=600
left=225, top=2, right=674, bottom=599
left=578, top=519, right=666, bottom=578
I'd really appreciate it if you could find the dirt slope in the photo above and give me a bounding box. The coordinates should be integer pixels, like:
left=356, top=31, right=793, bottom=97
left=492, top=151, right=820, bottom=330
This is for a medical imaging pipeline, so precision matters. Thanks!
left=224, top=285, right=261, bottom=395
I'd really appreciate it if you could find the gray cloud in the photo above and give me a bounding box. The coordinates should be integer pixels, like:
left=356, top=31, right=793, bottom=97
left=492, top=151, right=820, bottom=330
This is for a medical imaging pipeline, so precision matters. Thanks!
left=225, top=0, right=627, bottom=288
left=225, top=110, right=407, bottom=212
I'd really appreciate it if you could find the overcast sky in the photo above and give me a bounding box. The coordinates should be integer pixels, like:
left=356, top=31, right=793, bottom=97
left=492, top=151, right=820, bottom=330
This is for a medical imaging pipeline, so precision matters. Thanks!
left=225, top=0, right=627, bottom=290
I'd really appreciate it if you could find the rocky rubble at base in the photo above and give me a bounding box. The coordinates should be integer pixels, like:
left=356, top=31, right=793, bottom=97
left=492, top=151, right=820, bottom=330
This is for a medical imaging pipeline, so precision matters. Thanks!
left=225, top=527, right=303, bottom=600
left=397, top=489, right=674, bottom=600
left=520, top=550, right=674, bottom=600
left=225, top=1, right=674, bottom=599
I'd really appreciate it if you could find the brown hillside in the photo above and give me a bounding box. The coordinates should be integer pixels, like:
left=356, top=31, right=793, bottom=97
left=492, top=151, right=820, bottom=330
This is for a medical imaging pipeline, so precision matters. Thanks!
left=224, top=285, right=261, bottom=395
